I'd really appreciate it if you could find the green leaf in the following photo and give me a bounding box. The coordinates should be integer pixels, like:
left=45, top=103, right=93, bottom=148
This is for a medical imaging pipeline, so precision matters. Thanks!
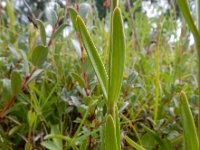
left=41, top=141, right=61, bottom=150
left=69, top=8, right=78, bottom=31
left=31, top=45, right=48, bottom=68
left=177, top=0, right=200, bottom=51
left=105, top=115, right=118, bottom=150
left=11, top=71, right=22, bottom=95
left=77, top=16, right=108, bottom=100
left=179, top=92, right=199, bottom=150
left=108, top=8, right=125, bottom=104
left=6, top=0, right=15, bottom=26
left=51, top=24, right=68, bottom=40
left=36, top=19, right=47, bottom=45
left=2, top=79, right=12, bottom=101
left=124, top=136, right=146, bottom=150
left=27, top=110, right=36, bottom=127
left=71, top=72, right=86, bottom=88
left=115, top=106, right=121, bottom=150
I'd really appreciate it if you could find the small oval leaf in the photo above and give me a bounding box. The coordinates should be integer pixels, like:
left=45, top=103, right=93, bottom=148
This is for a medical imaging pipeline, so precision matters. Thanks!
left=11, top=71, right=22, bottom=95
left=31, top=45, right=48, bottom=68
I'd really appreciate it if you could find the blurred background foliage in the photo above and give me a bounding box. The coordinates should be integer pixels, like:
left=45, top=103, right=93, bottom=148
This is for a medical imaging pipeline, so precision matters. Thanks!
left=0, top=0, right=199, bottom=149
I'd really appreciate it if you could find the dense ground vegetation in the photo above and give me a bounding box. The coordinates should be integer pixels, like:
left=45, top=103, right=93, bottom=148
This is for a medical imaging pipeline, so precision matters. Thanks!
left=0, top=0, right=199, bottom=149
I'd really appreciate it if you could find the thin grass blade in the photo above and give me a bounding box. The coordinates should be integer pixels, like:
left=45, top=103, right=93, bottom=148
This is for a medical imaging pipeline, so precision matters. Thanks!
left=124, top=136, right=146, bottom=150
left=179, top=92, right=199, bottom=150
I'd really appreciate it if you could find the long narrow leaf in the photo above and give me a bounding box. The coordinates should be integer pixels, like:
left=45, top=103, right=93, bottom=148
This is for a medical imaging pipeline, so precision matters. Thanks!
left=77, top=16, right=108, bottom=100
left=108, top=8, right=125, bottom=104
left=124, top=136, right=146, bottom=150
left=179, top=92, right=199, bottom=150
left=177, top=0, right=200, bottom=50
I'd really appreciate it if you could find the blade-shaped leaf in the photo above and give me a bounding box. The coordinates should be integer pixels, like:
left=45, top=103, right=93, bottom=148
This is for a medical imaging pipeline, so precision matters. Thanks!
left=124, top=136, right=146, bottom=150
left=69, top=8, right=78, bottom=31
left=179, top=92, right=199, bottom=150
left=31, top=45, right=48, bottom=68
left=77, top=16, right=108, bottom=100
left=177, top=0, right=200, bottom=49
left=105, top=115, right=118, bottom=150
left=36, top=19, right=46, bottom=45
left=108, top=8, right=125, bottom=104
left=11, top=71, right=22, bottom=95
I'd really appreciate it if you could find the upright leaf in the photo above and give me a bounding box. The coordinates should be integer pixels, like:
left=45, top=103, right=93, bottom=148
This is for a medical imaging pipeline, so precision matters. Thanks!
left=69, top=8, right=78, bottom=31
left=6, top=0, right=15, bottom=26
left=109, top=8, right=125, bottom=104
left=31, top=45, right=48, bottom=68
left=105, top=115, right=118, bottom=150
left=11, top=71, right=22, bottom=95
left=36, top=19, right=46, bottom=45
left=77, top=16, right=108, bottom=100
left=177, top=0, right=200, bottom=51
left=179, top=92, right=199, bottom=150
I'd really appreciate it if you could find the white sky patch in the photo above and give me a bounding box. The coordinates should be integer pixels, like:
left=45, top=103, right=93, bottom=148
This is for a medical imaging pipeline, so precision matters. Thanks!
left=45, top=24, right=53, bottom=37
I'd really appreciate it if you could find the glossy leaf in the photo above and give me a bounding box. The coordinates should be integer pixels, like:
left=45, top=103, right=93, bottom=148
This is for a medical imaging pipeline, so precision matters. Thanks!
left=124, top=136, right=146, bottom=150
left=36, top=19, right=46, bottom=45
left=77, top=16, right=108, bottom=100
left=105, top=115, right=118, bottom=150
left=11, top=71, right=22, bottom=95
left=69, top=8, right=78, bottom=31
left=31, top=45, right=48, bottom=68
left=108, top=8, right=125, bottom=104
left=51, top=24, right=68, bottom=40
left=179, top=92, right=199, bottom=150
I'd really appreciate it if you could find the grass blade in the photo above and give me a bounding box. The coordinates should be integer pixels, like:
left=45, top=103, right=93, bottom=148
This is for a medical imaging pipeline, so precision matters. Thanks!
left=124, top=136, right=146, bottom=150
left=77, top=16, right=108, bottom=100
left=179, top=92, right=199, bottom=150
left=177, top=0, right=200, bottom=49
left=69, top=8, right=78, bottom=31
left=108, top=8, right=125, bottom=104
